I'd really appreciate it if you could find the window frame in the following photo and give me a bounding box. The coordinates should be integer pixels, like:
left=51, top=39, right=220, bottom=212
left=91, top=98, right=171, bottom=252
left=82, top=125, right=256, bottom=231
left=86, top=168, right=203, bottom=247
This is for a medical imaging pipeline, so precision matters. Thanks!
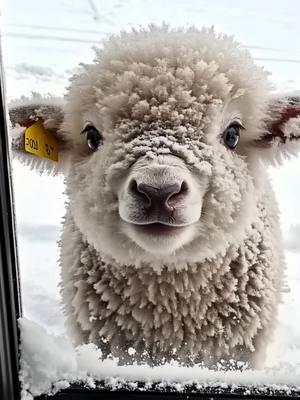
left=1, top=50, right=300, bottom=400
left=0, top=50, right=22, bottom=400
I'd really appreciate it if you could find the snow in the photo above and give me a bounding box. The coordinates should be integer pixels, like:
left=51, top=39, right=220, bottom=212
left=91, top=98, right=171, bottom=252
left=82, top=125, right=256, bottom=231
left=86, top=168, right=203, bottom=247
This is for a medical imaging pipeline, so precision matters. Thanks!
left=19, top=318, right=300, bottom=399
left=1, top=0, right=300, bottom=397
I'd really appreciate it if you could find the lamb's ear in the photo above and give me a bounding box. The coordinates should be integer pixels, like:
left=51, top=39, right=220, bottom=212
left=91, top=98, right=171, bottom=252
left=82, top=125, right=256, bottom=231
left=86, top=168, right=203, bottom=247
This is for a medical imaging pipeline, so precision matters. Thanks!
left=8, top=95, right=66, bottom=174
left=252, top=95, right=300, bottom=164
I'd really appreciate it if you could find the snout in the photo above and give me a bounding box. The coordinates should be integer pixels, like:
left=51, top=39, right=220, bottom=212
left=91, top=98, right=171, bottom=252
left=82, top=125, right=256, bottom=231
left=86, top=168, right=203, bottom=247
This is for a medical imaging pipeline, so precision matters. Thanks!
left=120, top=165, right=193, bottom=227
left=118, top=159, right=203, bottom=226
left=128, top=179, right=189, bottom=215
left=117, top=160, right=204, bottom=254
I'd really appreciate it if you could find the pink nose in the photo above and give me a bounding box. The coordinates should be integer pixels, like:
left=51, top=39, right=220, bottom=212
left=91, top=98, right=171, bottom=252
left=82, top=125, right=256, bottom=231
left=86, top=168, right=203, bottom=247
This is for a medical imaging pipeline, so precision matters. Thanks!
left=129, top=180, right=188, bottom=211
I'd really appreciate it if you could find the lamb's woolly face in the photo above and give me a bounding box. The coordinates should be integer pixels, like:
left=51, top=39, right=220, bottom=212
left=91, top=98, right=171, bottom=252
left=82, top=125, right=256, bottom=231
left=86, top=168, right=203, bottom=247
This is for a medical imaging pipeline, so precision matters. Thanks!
left=63, top=83, right=257, bottom=267
left=9, top=27, right=300, bottom=269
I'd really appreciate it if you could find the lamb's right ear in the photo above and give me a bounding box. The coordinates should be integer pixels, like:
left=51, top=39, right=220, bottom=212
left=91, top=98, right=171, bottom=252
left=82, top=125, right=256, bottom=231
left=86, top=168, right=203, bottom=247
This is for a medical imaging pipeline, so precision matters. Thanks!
left=8, top=96, right=65, bottom=174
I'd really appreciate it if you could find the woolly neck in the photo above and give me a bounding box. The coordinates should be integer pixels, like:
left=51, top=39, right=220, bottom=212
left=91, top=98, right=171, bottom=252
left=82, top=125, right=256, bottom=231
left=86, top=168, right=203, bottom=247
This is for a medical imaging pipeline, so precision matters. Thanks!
left=59, top=216, right=278, bottom=367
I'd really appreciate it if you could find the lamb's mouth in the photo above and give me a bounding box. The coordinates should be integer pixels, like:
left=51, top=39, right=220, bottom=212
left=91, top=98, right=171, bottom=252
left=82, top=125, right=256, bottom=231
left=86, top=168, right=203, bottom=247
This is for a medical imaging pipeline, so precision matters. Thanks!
left=130, top=222, right=188, bottom=236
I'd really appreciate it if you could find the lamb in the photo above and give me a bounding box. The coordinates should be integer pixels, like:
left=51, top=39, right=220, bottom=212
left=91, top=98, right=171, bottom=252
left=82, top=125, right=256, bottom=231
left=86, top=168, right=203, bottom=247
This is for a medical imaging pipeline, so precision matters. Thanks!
left=9, top=26, right=300, bottom=368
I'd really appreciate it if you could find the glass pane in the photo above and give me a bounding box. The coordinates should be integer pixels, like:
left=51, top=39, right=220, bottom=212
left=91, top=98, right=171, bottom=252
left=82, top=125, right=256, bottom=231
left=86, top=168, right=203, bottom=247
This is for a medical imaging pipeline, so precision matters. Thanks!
left=1, top=0, right=300, bottom=397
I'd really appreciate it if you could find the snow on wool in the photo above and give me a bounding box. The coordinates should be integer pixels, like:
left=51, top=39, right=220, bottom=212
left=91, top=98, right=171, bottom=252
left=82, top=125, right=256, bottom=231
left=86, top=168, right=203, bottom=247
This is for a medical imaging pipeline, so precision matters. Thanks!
left=9, top=26, right=300, bottom=367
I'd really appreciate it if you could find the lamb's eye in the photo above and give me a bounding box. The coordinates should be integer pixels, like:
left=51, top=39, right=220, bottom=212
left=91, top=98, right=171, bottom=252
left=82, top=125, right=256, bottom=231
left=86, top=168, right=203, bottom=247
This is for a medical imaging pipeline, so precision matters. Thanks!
left=82, top=125, right=103, bottom=152
left=223, top=123, right=242, bottom=150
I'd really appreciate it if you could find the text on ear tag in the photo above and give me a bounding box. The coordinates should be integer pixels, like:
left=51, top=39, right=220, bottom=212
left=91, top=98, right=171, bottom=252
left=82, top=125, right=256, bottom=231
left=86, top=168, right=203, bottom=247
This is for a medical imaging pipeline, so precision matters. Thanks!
left=25, top=120, right=58, bottom=162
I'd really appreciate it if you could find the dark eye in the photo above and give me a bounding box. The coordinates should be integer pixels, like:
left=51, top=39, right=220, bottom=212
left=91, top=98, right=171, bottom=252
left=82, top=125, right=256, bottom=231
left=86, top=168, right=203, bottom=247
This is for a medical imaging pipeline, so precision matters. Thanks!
left=81, top=125, right=103, bottom=152
left=223, top=123, right=243, bottom=150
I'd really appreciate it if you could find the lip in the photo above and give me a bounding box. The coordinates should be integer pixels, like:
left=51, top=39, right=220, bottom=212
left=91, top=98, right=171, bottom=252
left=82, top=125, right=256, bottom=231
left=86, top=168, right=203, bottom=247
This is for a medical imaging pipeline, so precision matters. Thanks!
left=131, top=222, right=187, bottom=236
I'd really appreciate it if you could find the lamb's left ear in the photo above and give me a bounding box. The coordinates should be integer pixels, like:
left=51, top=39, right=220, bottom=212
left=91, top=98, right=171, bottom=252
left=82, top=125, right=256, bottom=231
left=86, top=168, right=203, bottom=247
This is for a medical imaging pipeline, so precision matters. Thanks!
left=252, top=95, right=300, bottom=163
left=8, top=96, right=66, bottom=173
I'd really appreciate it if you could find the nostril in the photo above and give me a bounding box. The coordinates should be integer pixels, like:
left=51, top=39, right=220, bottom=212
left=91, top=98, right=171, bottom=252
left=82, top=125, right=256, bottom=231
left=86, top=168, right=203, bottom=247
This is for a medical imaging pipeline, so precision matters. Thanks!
left=180, top=181, right=189, bottom=196
left=167, top=181, right=189, bottom=207
left=129, top=179, right=151, bottom=207
left=128, top=179, right=138, bottom=195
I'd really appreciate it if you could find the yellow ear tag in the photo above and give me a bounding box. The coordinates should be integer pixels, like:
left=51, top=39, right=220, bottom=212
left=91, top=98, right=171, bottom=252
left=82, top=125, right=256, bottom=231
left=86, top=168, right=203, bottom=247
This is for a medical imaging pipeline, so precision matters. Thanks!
left=25, top=120, right=58, bottom=162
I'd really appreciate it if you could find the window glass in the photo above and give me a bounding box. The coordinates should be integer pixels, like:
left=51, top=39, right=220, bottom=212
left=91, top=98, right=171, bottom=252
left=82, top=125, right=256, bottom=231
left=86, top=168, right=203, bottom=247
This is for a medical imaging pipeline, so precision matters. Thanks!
left=1, top=0, right=300, bottom=397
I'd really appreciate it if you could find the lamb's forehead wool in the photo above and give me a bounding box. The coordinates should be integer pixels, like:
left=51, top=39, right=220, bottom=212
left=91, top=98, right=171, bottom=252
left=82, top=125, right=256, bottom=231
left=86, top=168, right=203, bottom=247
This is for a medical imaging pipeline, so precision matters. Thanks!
left=64, top=26, right=271, bottom=138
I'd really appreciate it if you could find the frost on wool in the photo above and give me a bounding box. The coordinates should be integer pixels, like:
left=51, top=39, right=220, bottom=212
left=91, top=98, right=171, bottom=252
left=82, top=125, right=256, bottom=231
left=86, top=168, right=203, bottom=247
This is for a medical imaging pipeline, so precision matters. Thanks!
left=8, top=26, right=300, bottom=367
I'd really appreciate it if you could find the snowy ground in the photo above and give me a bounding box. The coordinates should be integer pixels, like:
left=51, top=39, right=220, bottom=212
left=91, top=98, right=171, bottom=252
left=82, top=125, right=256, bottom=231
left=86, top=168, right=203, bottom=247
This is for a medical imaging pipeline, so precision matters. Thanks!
left=1, top=0, right=300, bottom=396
